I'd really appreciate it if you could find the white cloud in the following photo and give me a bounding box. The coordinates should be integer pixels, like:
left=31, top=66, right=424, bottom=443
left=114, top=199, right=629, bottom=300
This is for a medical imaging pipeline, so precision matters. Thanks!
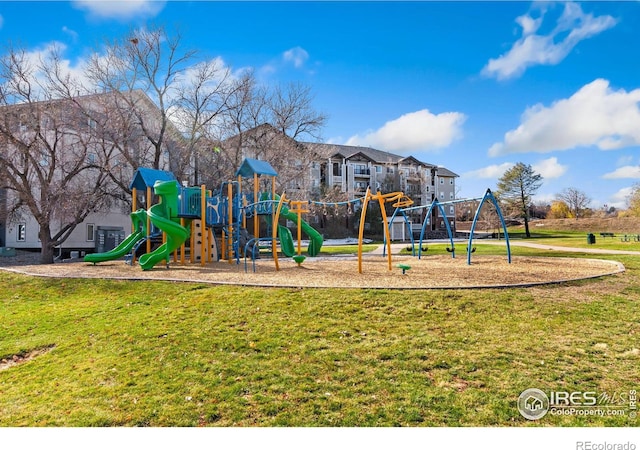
left=489, top=79, right=640, bottom=156
left=532, top=157, right=567, bottom=179
left=463, top=162, right=514, bottom=179
left=62, top=26, right=79, bottom=42
left=345, top=109, right=466, bottom=153
left=7, top=42, right=90, bottom=97
left=609, top=186, right=634, bottom=209
left=617, top=155, right=635, bottom=166
left=602, top=166, right=640, bottom=179
left=257, top=47, right=312, bottom=79
left=515, top=11, right=543, bottom=36
left=482, top=2, right=617, bottom=80
left=283, top=47, right=309, bottom=69
left=533, top=192, right=558, bottom=205
left=72, top=0, right=165, bottom=21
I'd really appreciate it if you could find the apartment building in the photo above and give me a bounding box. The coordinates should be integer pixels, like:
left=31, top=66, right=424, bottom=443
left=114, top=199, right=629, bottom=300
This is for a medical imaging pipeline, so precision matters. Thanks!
left=1, top=99, right=459, bottom=255
left=0, top=90, right=173, bottom=257
left=306, top=142, right=459, bottom=235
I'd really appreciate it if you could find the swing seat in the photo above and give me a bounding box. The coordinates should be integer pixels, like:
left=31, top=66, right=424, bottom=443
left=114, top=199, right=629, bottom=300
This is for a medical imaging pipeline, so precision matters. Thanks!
left=466, top=247, right=476, bottom=253
left=446, top=247, right=455, bottom=253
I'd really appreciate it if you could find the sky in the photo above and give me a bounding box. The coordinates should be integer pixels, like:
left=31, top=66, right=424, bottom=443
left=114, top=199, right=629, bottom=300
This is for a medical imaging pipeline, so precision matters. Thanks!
left=1, top=1, right=639, bottom=209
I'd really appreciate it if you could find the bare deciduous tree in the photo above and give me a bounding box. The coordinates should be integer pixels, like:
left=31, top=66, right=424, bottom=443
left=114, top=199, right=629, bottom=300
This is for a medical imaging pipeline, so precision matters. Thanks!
left=215, top=79, right=328, bottom=198
left=628, top=183, right=640, bottom=217
left=557, top=187, right=591, bottom=220
left=85, top=26, right=239, bottom=187
left=0, top=46, right=114, bottom=263
left=0, top=27, right=329, bottom=263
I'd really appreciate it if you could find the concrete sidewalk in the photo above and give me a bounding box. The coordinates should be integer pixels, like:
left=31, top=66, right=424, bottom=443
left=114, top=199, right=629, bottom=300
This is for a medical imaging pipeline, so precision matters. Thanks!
left=480, top=239, right=640, bottom=255
left=369, top=239, right=640, bottom=256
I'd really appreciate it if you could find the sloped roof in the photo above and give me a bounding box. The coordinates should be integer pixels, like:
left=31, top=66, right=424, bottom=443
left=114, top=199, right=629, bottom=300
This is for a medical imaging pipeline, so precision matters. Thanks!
left=129, top=167, right=177, bottom=191
left=326, top=144, right=403, bottom=164
left=235, top=158, right=278, bottom=178
left=435, top=167, right=459, bottom=178
left=342, top=151, right=377, bottom=163
left=307, top=142, right=458, bottom=177
left=399, top=155, right=436, bottom=168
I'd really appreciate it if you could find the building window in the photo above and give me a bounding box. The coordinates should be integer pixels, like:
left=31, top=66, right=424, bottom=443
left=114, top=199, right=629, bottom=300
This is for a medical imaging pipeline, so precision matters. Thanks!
left=375, top=166, right=382, bottom=173
left=440, top=178, right=444, bottom=184
left=440, top=192, right=444, bottom=199
left=333, top=162, right=342, bottom=177
left=17, top=223, right=26, bottom=242
left=450, top=192, right=454, bottom=200
left=354, top=164, right=369, bottom=175
left=354, top=181, right=368, bottom=191
left=87, top=223, right=95, bottom=242
left=387, top=167, right=394, bottom=174
left=426, top=186, right=430, bottom=193
left=450, top=179, right=454, bottom=185
left=450, top=206, right=454, bottom=215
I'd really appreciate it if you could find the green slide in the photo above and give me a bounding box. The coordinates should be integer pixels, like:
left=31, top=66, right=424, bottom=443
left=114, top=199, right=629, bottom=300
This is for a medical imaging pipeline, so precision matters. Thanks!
left=138, top=180, right=191, bottom=271
left=278, top=206, right=323, bottom=256
left=84, top=209, right=148, bottom=264
left=278, top=225, right=296, bottom=257
left=261, top=193, right=323, bottom=257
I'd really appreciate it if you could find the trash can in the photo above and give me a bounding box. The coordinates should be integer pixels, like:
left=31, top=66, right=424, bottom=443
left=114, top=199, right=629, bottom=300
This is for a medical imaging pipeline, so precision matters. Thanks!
left=587, top=233, right=596, bottom=245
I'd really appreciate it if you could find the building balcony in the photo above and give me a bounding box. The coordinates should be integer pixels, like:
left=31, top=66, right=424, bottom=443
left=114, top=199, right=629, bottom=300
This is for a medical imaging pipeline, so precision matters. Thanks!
left=353, top=168, right=371, bottom=177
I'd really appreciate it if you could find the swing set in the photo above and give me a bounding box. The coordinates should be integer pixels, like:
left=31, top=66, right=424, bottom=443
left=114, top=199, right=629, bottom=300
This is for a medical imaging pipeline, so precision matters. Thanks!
left=385, top=188, right=511, bottom=266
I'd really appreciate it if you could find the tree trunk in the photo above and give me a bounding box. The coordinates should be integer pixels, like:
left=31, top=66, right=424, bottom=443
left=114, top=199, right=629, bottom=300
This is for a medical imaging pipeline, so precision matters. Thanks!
left=524, top=216, right=531, bottom=238
left=39, top=225, right=56, bottom=264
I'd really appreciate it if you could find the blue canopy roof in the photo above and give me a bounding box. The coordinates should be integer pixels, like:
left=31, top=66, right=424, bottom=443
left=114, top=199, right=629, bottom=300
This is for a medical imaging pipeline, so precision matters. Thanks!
left=129, top=167, right=177, bottom=191
left=235, top=158, right=278, bottom=178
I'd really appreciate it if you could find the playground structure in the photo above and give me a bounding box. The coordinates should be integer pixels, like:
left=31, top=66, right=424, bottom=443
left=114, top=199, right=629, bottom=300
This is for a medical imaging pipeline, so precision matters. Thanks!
left=84, top=158, right=325, bottom=271
left=84, top=155, right=511, bottom=276
left=384, top=188, right=512, bottom=265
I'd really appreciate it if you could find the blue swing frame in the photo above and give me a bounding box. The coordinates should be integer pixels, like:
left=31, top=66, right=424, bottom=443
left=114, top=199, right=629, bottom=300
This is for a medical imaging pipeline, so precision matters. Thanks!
left=467, top=189, right=511, bottom=265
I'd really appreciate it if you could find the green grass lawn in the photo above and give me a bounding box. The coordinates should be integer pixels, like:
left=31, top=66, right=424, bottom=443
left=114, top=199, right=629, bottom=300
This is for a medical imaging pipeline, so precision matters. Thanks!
left=319, top=244, right=379, bottom=255
left=0, top=244, right=638, bottom=426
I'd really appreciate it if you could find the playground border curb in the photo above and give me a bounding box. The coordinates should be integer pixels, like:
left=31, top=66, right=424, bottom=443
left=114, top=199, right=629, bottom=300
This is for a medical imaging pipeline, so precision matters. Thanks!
left=0, top=258, right=626, bottom=290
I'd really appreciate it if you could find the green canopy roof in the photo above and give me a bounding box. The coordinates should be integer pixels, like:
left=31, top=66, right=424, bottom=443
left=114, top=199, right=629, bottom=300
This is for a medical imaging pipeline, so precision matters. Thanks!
left=235, top=158, right=278, bottom=178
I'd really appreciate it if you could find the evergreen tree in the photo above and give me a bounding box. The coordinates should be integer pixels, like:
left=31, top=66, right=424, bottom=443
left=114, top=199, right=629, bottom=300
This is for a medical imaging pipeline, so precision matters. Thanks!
left=496, top=163, right=543, bottom=238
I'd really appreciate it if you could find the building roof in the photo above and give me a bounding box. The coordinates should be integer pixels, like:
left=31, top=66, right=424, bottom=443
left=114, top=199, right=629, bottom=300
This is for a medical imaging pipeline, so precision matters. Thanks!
left=303, top=142, right=457, bottom=175
left=399, top=155, right=435, bottom=168
left=308, top=143, right=403, bottom=164
left=435, top=166, right=459, bottom=178
left=129, top=167, right=177, bottom=191
left=235, top=158, right=278, bottom=178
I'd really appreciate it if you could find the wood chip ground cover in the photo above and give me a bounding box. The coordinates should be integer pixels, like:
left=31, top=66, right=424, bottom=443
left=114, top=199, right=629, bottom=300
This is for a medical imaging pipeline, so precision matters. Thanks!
left=2, top=255, right=623, bottom=289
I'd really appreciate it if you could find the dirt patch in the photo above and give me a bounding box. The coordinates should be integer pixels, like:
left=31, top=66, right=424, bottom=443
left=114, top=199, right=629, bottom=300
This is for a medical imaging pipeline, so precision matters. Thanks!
left=1, top=255, right=624, bottom=289
left=0, top=345, right=56, bottom=372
